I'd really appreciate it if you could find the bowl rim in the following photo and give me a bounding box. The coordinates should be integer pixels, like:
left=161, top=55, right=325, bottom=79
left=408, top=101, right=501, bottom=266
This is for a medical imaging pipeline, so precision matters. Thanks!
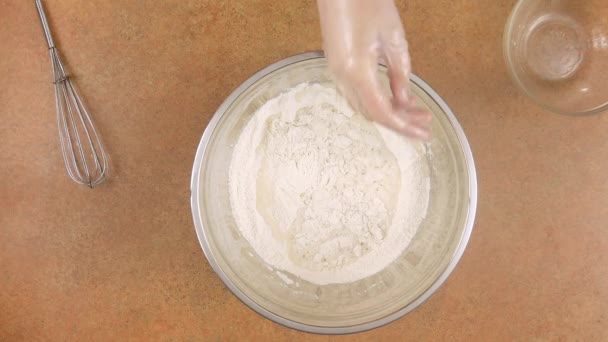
left=503, top=0, right=608, bottom=116
left=190, top=51, right=478, bottom=334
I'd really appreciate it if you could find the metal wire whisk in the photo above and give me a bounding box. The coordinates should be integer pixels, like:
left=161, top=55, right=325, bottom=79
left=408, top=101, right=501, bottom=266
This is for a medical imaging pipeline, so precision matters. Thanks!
left=35, top=0, right=108, bottom=187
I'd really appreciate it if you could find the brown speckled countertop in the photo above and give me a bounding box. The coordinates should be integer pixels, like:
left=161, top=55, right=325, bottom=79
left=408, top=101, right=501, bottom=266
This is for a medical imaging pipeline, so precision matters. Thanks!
left=1, top=0, right=607, bottom=340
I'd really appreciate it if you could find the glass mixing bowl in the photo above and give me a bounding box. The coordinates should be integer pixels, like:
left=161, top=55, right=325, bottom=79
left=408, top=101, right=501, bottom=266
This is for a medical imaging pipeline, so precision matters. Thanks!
left=504, top=0, right=608, bottom=115
left=190, top=52, right=477, bottom=334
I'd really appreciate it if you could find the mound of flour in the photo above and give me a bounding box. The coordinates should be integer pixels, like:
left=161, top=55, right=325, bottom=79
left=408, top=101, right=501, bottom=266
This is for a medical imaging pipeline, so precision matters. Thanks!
left=229, top=83, right=429, bottom=285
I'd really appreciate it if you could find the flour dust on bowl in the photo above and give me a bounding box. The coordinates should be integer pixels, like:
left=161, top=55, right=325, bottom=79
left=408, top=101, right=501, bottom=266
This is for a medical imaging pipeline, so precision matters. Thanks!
left=190, top=52, right=477, bottom=334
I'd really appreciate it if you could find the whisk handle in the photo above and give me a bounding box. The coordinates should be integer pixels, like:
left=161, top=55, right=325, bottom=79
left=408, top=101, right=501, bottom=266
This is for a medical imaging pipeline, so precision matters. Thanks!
left=35, top=0, right=55, bottom=49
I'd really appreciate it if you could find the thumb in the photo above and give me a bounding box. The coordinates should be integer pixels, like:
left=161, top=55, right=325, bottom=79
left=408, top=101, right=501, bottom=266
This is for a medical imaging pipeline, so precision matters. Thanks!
left=382, top=30, right=412, bottom=107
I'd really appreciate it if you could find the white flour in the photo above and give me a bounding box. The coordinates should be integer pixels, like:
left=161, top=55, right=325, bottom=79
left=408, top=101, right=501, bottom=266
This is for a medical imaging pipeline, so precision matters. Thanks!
left=229, top=83, right=429, bottom=285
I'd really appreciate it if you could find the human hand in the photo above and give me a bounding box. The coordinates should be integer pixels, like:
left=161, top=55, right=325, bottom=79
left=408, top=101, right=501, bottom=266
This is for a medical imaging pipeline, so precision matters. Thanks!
left=317, top=0, right=432, bottom=140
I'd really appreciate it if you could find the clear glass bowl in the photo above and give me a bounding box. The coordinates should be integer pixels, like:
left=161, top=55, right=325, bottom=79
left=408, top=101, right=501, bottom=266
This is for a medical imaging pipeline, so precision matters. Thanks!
left=190, top=52, right=477, bottom=334
left=504, top=0, right=608, bottom=115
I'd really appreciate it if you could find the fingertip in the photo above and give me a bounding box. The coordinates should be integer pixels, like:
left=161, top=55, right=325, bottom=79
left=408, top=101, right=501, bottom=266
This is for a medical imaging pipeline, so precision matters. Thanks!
left=393, top=102, right=433, bottom=126
left=408, top=108, right=433, bottom=123
left=402, top=125, right=432, bottom=141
